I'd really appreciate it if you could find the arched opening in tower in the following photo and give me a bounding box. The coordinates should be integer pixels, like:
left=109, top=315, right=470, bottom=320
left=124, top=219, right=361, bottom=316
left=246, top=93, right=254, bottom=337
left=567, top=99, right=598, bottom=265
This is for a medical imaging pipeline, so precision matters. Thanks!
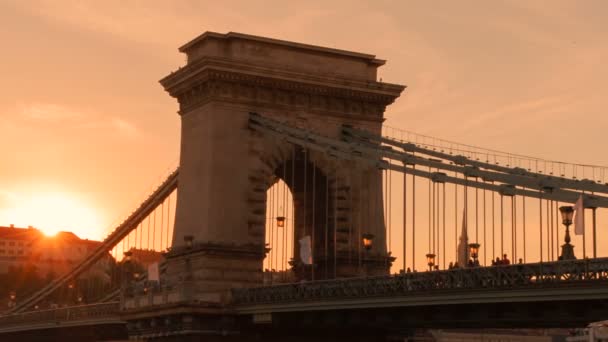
left=264, top=148, right=356, bottom=283
left=263, top=177, right=295, bottom=283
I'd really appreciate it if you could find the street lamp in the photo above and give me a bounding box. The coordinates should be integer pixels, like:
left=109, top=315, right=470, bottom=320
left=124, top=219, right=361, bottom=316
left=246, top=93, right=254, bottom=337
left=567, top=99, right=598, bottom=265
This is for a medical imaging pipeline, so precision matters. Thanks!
left=8, top=291, right=17, bottom=309
left=184, top=235, right=194, bottom=249
left=362, top=234, right=374, bottom=251
left=276, top=216, right=286, bottom=228
left=123, top=251, right=132, bottom=263
left=122, top=251, right=133, bottom=294
left=559, top=206, right=576, bottom=260
left=66, top=282, right=75, bottom=305
left=560, top=205, right=574, bottom=225
left=468, top=243, right=480, bottom=265
left=360, top=233, right=375, bottom=276
left=8, top=291, right=16, bottom=308
left=426, top=253, right=436, bottom=271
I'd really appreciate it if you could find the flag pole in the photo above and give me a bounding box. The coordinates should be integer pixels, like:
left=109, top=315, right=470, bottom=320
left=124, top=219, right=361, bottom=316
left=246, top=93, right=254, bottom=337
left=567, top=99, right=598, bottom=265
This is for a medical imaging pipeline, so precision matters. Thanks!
left=592, top=207, right=597, bottom=258
left=582, top=208, right=586, bottom=259
left=583, top=192, right=586, bottom=259
left=574, top=193, right=586, bottom=259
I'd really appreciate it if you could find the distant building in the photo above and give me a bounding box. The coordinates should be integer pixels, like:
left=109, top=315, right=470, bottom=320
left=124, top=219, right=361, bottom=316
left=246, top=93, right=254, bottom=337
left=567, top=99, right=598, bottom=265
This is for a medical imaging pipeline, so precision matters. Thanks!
left=0, top=225, right=111, bottom=279
left=0, top=225, right=41, bottom=260
left=567, top=320, right=608, bottom=341
left=128, top=247, right=163, bottom=268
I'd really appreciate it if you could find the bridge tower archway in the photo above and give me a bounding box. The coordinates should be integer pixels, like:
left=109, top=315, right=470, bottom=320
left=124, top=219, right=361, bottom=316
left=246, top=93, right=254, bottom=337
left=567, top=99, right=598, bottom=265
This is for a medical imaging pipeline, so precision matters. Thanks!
left=160, top=31, right=405, bottom=300
left=263, top=143, right=395, bottom=281
left=264, top=147, right=347, bottom=281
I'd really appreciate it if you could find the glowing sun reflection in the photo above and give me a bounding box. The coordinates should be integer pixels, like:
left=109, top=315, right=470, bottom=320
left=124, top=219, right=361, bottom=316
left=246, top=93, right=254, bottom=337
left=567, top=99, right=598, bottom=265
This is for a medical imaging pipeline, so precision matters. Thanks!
left=0, top=192, right=103, bottom=240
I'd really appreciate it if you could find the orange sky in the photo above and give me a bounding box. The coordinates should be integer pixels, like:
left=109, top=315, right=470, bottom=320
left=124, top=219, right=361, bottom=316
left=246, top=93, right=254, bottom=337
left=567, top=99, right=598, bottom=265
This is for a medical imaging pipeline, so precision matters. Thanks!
left=0, top=1, right=607, bottom=245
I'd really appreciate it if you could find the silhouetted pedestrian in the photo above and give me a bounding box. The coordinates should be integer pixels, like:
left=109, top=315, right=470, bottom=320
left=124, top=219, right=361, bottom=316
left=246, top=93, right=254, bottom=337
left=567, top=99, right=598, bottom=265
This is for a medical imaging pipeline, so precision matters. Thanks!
left=502, top=254, right=510, bottom=265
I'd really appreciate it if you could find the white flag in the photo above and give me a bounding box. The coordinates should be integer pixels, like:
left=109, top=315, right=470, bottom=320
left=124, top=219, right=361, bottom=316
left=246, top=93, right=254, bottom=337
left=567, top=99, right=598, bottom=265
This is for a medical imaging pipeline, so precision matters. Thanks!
left=573, top=195, right=585, bottom=236
left=299, top=236, right=313, bottom=265
left=148, top=262, right=160, bottom=282
left=457, top=209, right=469, bottom=267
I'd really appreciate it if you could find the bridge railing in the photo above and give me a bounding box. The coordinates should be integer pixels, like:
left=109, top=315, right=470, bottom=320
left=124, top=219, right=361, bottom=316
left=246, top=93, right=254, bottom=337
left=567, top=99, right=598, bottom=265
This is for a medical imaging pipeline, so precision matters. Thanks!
left=231, top=258, right=608, bottom=305
left=0, top=302, right=120, bottom=328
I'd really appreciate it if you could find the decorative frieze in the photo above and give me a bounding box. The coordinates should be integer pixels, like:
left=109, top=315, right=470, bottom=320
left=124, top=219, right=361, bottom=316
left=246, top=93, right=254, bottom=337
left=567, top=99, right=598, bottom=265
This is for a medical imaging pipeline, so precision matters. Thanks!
left=162, top=67, right=401, bottom=120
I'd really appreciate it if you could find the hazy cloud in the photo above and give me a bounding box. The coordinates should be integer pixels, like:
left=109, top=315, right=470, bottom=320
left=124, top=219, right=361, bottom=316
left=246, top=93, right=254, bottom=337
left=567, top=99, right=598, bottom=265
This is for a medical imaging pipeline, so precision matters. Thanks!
left=0, top=190, right=17, bottom=208
left=19, top=103, right=83, bottom=122
left=13, top=103, right=141, bottom=138
left=7, top=1, right=206, bottom=46
left=110, top=117, right=141, bottom=138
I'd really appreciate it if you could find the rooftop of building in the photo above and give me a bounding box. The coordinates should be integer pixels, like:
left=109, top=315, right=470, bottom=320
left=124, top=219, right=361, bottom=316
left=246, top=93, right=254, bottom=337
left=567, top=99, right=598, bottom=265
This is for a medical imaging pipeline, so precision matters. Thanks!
left=0, top=225, right=101, bottom=245
left=127, top=247, right=163, bottom=265
left=0, top=225, right=44, bottom=240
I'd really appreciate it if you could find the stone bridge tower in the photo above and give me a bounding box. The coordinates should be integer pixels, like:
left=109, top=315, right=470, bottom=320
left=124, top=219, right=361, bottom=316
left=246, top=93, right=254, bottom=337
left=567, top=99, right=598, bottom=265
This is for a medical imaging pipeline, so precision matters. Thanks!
left=160, top=32, right=404, bottom=302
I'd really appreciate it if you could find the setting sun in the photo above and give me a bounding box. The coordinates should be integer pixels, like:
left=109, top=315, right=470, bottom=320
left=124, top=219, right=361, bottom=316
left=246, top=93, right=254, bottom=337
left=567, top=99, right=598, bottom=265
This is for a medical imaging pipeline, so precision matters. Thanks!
left=0, top=192, right=103, bottom=240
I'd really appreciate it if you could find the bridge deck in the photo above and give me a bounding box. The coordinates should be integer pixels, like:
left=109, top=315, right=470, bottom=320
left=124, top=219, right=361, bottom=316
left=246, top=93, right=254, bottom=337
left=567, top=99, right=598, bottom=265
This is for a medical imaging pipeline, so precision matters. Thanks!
left=232, top=258, right=608, bottom=313
left=3, top=259, right=608, bottom=332
left=0, top=302, right=122, bottom=334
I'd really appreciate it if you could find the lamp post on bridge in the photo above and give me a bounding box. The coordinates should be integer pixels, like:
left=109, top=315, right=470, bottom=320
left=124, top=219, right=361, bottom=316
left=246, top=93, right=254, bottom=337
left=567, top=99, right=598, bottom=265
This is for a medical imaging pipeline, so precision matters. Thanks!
left=66, top=282, right=76, bottom=305
left=182, top=235, right=195, bottom=301
left=7, top=291, right=16, bottom=309
left=183, top=235, right=194, bottom=280
left=468, top=243, right=480, bottom=266
left=184, top=235, right=194, bottom=249
left=122, top=251, right=133, bottom=295
left=426, top=253, right=436, bottom=271
left=361, top=234, right=374, bottom=275
left=362, top=234, right=374, bottom=252
left=559, top=206, right=576, bottom=260
left=276, top=216, right=286, bottom=228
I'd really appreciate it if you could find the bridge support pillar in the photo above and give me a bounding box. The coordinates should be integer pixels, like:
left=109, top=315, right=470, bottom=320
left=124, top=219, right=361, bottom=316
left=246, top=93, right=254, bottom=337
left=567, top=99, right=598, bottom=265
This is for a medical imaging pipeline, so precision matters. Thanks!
left=162, top=242, right=265, bottom=303
left=156, top=30, right=403, bottom=309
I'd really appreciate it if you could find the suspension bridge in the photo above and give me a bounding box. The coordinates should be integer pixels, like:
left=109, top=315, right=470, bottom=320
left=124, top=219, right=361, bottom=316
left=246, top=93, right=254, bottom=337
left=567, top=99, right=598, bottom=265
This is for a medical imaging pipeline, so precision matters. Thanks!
left=1, top=31, right=608, bottom=341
